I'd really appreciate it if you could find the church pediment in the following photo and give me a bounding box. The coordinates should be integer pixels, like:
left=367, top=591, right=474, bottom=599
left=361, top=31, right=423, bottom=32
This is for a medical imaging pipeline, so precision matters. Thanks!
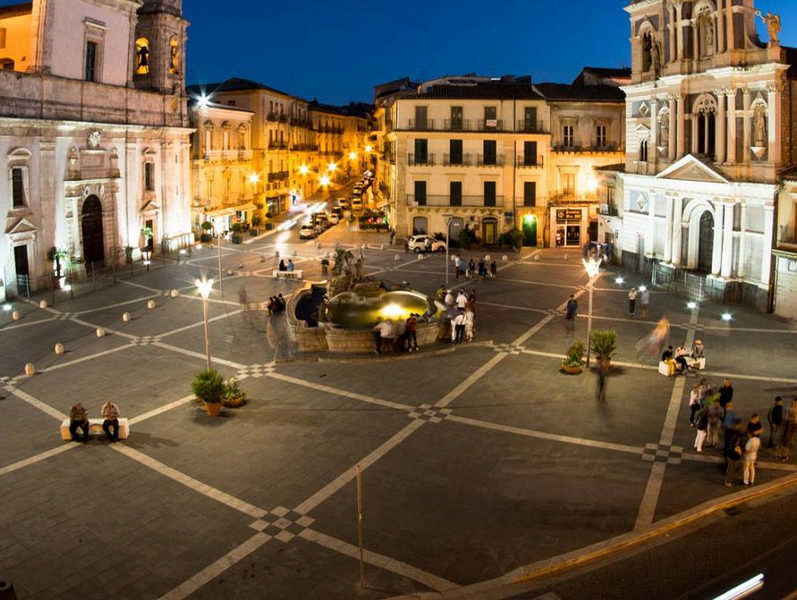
left=5, top=216, right=39, bottom=236
left=656, top=154, right=728, bottom=184
left=634, top=123, right=651, bottom=133
left=140, top=199, right=160, bottom=214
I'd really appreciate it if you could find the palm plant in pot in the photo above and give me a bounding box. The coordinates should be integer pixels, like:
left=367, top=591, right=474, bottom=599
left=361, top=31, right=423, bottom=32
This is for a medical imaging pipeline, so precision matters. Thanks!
left=561, top=341, right=585, bottom=374
left=590, top=329, right=617, bottom=370
left=192, top=368, right=225, bottom=416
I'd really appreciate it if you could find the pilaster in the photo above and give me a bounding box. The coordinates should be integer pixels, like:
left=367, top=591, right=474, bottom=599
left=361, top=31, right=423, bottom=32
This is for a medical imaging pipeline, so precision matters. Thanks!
left=742, top=88, right=751, bottom=161
left=720, top=201, right=733, bottom=278
left=726, top=89, right=737, bottom=163
left=711, top=201, right=724, bottom=276
left=716, top=90, right=726, bottom=164
left=676, top=95, right=685, bottom=158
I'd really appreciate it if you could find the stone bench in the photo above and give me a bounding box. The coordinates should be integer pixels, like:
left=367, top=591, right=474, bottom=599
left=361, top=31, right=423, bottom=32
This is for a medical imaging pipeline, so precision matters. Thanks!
left=60, top=418, right=130, bottom=441
left=272, top=270, right=303, bottom=280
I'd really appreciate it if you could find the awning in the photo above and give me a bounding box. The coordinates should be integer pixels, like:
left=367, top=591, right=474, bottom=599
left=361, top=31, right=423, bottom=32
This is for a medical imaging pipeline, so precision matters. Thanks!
left=204, top=208, right=236, bottom=218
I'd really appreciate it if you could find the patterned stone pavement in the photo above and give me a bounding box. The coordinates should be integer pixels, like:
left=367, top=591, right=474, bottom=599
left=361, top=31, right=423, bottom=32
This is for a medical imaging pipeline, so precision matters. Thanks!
left=2, top=229, right=797, bottom=599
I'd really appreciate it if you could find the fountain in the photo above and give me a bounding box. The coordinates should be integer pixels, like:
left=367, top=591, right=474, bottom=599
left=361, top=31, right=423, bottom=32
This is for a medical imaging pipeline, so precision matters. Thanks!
left=286, top=248, right=442, bottom=353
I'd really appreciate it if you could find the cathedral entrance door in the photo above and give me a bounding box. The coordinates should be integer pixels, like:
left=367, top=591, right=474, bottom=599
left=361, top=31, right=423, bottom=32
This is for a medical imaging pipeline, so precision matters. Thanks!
left=697, top=210, right=714, bottom=273
left=81, top=195, right=105, bottom=266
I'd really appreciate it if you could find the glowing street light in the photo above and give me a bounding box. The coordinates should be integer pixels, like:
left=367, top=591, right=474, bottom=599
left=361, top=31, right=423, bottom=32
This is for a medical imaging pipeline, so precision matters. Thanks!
left=583, top=257, right=602, bottom=368
left=197, top=94, right=210, bottom=109
left=615, top=276, right=624, bottom=285
left=249, top=173, right=260, bottom=184
left=319, top=175, right=331, bottom=187
left=327, top=162, right=337, bottom=172
left=195, top=278, right=214, bottom=369
left=687, top=301, right=697, bottom=310
left=365, top=145, right=373, bottom=153
left=299, top=164, right=309, bottom=176
left=348, top=151, right=357, bottom=160
left=721, top=312, right=733, bottom=321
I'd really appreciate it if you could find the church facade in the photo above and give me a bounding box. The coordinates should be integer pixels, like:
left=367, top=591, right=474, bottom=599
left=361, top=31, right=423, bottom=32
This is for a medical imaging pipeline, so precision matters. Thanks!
left=0, top=0, right=192, bottom=299
left=600, top=0, right=797, bottom=311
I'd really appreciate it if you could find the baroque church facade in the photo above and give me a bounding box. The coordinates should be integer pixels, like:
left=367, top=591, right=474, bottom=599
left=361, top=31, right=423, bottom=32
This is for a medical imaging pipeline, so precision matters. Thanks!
left=601, top=0, right=797, bottom=310
left=0, top=0, right=192, bottom=299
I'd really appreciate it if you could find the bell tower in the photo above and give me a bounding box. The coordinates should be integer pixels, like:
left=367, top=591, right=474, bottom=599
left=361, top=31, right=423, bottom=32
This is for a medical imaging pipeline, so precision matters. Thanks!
left=133, top=0, right=188, bottom=94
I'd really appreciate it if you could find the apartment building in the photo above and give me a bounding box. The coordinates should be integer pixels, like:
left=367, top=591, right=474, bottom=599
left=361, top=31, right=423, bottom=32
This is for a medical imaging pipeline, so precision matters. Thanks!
left=375, top=71, right=625, bottom=247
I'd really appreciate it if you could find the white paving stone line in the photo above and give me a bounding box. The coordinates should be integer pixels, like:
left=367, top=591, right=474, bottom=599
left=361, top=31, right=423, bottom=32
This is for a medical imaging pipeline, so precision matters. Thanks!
left=0, top=444, right=77, bottom=478
left=266, top=372, right=413, bottom=412
left=493, top=277, right=582, bottom=291
left=38, top=343, right=137, bottom=374
left=152, top=341, right=245, bottom=370
left=634, top=305, right=699, bottom=530
left=70, top=316, right=138, bottom=341
left=129, top=394, right=196, bottom=425
left=72, top=294, right=160, bottom=315
left=300, top=527, right=460, bottom=593
left=295, top=419, right=426, bottom=515
left=157, top=532, right=271, bottom=600
left=479, top=302, right=549, bottom=314
left=111, top=444, right=267, bottom=519
left=5, top=384, right=67, bottom=421
left=118, top=279, right=166, bottom=293
left=448, top=415, right=642, bottom=456
left=155, top=308, right=244, bottom=340
left=0, top=316, right=59, bottom=331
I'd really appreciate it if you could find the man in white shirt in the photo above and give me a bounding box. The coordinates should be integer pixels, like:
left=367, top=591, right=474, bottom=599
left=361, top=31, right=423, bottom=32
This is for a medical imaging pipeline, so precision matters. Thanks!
left=456, top=290, right=467, bottom=310
left=101, top=401, right=121, bottom=441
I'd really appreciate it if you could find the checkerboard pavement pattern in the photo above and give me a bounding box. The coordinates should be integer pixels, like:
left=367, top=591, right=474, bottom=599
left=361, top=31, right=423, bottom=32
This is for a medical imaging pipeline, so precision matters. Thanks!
left=408, top=404, right=453, bottom=423
left=642, top=443, right=684, bottom=465
left=235, top=362, right=277, bottom=379
left=248, top=507, right=316, bottom=543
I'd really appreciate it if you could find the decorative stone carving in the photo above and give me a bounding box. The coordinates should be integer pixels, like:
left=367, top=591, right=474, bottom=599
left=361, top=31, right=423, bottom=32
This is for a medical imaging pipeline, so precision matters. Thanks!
left=756, top=11, right=781, bottom=45
left=88, top=130, right=101, bottom=149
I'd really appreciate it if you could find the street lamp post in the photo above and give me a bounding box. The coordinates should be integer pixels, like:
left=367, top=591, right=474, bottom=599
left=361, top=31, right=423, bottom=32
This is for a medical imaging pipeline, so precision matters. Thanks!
left=196, top=278, right=214, bottom=370
left=443, top=214, right=454, bottom=288
left=583, top=257, right=602, bottom=368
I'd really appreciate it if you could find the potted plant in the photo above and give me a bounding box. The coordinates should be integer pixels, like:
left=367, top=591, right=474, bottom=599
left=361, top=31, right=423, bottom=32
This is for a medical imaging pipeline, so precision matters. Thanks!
left=192, top=368, right=225, bottom=416
left=200, top=221, right=213, bottom=243
left=222, top=378, right=247, bottom=408
left=250, top=214, right=262, bottom=236
left=561, top=341, right=585, bottom=374
left=590, top=329, right=617, bottom=369
left=230, top=222, right=243, bottom=244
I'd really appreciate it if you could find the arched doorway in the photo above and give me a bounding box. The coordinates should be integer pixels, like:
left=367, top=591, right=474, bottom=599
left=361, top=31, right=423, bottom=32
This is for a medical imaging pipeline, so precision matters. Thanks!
left=697, top=210, right=714, bottom=273
left=81, top=195, right=105, bottom=266
left=522, top=214, right=537, bottom=246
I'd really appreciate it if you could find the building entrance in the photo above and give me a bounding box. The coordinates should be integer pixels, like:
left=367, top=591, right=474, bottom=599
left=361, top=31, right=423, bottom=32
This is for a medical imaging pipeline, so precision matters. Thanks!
left=81, top=195, right=105, bottom=266
left=697, top=211, right=714, bottom=273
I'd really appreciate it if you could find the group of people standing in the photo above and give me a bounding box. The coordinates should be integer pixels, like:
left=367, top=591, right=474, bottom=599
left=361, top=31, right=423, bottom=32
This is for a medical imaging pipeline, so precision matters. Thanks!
left=373, top=313, right=420, bottom=354
left=688, top=378, right=797, bottom=487
left=435, top=285, right=477, bottom=344
left=454, top=256, right=497, bottom=281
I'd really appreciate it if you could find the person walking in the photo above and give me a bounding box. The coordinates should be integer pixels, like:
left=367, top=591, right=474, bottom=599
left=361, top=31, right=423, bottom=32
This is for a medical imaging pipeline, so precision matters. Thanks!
left=628, top=288, right=637, bottom=315
left=565, top=294, right=578, bottom=335
left=776, top=400, right=797, bottom=462
left=454, top=255, right=463, bottom=280
left=489, top=260, right=497, bottom=279
left=453, top=312, right=466, bottom=344
left=767, top=396, right=784, bottom=448
left=688, top=380, right=704, bottom=425
left=405, top=314, right=419, bottom=352
left=640, top=287, right=650, bottom=318
left=467, top=259, right=475, bottom=279
left=694, top=405, right=709, bottom=453
left=464, top=307, right=475, bottom=342
left=718, top=379, right=734, bottom=414
left=455, top=290, right=468, bottom=312
left=743, top=431, right=761, bottom=486
left=724, top=420, right=744, bottom=487
left=707, top=398, right=723, bottom=448
left=723, top=400, right=738, bottom=458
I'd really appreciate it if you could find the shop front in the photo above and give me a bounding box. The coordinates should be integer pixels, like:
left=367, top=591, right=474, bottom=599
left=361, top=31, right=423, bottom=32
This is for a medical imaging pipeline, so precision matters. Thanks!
left=549, top=206, right=589, bottom=248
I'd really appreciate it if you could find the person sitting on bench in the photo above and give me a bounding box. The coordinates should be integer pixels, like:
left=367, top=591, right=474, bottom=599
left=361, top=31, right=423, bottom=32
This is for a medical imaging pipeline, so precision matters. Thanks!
left=101, top=400, right=121, bottom=442
left=69, top=402, right=90, bottom=442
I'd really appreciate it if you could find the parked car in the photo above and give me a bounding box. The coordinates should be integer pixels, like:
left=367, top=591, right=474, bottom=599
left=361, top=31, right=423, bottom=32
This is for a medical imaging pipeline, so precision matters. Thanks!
left=299, top=224, right=316, bottom=239
left=407, top=234, right=446, bottom=253
left=328, top=211, right=340, bottom=225
left=351, top=198, right=363, bottom=211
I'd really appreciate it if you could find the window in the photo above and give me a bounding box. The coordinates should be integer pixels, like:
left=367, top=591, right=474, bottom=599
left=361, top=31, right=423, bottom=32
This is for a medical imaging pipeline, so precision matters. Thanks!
left=223, top=130, right=230, bottom=151
left=85, top=40, right=98, bottom=81
left=11, top=167, right=25, bottom=207
left=414, top=181, right=427, bottom=206
left=414, top=139, right=428, bottom=164
left=204, top=129, right=212, bottom=151
left=449, top=139, right=463, bottom=165
left=450, top=106, right=463, bottom=130
left=562, top=124, right=575, bottom=147
left=144, top=162, right=155, bottom=191
left=639, top=139, right=648, bottom=162
left=450, top=181, right=462, bottom=206
left=596, top=124, right=607, bottom=148
left=135, top=38, right=150, bottom=75
left=483, top=140, right=496, bottom=165
left=169, top=36, right=180, bottom=74
left=0, top=28, right=6, bottom=49
left=524, top=107, right=538, bottom=131
left=484, top=106, right=497, bottom=130
left=562, top=172, right=575, bottom=196
left=414, top=106, right=427, bottom=129
left=523, top=141, right=537, bottom=166
left=0, top=58, right=14, bottom=71
left=523, top=181, right=536, bottom=207
left=483, top=181, right=496, bottom=207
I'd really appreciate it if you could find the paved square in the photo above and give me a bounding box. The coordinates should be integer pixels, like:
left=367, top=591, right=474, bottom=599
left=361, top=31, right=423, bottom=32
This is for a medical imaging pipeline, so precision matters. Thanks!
left=2, top=235, right=797, bottom=599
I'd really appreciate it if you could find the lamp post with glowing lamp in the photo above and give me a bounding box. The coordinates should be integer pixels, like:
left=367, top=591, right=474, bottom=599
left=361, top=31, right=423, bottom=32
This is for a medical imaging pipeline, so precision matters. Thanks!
left=583, top=257, right=602, bottom=368
left=195, top=278, right=214, bottom=370
left=443, top=214, right=455, bottom=288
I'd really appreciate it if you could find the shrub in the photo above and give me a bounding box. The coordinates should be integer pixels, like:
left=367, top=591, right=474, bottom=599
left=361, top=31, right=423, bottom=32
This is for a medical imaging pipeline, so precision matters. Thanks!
left=563, top=341, right=586, bottom=367
left=508, top=229, right=524, bottom=250
left=201, top=221, right=213, bottom=231
left=192, top=369, right=225, bottom=404
left=590, top=329, right=617, bottom=360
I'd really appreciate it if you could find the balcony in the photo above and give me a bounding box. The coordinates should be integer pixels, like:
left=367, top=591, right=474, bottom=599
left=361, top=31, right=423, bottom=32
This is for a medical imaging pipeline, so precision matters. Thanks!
left=238, top=149, right=253, bottom=160
left=600, top=203, right=620, bottom=216
left=516, top=120, right=547, bottom=133
left=268, top=142, right=288, bottom=150
left=268, top=171, right=289, bottom=182
left=442, top=119, right=473, bottom=131
left=476, top=154, right=504, bottom=167
left=407, top=153, right=436, bottom=167
left=553, top=143, right=621, bottom=153
left=515, top=155, right=544, bottom=168
left=442, top=153, right=473, bottom=167
left=407, top=119, right=436, bottom=131
left=407, top=194, right=504, bottom=208
left=477, top=119, right=504, bottom=132
left=266, top=113, right=279, bottom=122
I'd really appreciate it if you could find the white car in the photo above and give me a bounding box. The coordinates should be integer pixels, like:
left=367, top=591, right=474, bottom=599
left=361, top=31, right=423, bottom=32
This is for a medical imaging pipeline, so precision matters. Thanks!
left=407, top=235, right=446, bottom=253
left=299, top=224, right=316, bottom=239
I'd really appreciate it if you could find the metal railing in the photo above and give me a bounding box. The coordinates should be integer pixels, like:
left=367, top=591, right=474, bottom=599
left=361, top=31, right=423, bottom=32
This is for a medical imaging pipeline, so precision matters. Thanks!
left=442, top=119, right=472, bottom=131
left=407, top=194, right=503, bottom=208
left=477, top=154, right=504, bottom=167
left=517, top=120, right=546, bottom=133
left=268, top=171, right=289, bottom=182
left=442, top=153, right=472, bottom=166
left=515, top=155, right=544, bottom=168
left=407, top=118, right=435, bottom=130
left=407, top=153, right=436, bottom=166
left=268, top=142, right=288, bottom=150
left=477, top=119, right=504, bottom=131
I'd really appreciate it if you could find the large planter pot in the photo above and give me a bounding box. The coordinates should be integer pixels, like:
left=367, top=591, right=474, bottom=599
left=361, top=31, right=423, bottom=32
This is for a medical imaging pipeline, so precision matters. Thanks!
left=223, top=396, right=246, bottom=408
left=204, top=401, right=222, bottom=416
left=560, top=363, right=583, bottom=375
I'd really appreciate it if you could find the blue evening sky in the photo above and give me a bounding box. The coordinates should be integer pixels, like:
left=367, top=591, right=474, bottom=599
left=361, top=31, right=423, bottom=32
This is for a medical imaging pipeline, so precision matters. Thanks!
left=184, top=0, right=797, bottom=104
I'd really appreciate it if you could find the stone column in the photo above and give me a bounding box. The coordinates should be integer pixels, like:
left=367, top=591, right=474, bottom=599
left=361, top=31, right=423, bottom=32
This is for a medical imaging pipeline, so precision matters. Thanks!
left=691, top=110, right=699, bottom=154
left=668, top=96, right=677, bottom=161
left=768, top=83, right=781, bottom=164
left=726, top=0, right=734, bottom=50
left=676, top=95, right=685, bottom=158
left=670, top=5, right=678, bottom=62
left=712, top=202, right=724, bottom=276
left=664, top=193, right=674, bottom=262
left=672, top=195, right=683, bottom=264
left=675, top=3, right=684, bottom=62
left=650, top=98, right=658, bottom=166
left=717, top=0, right=725, bottom=54
left=742, top=88, right=751, bottom=162
left=716, top=91, right=726, bottom=163
left=726, top=89, right=737, bottom=164
left=761, top=202, right=774, bottom=286
left=721, top=201, right=733, bottom=278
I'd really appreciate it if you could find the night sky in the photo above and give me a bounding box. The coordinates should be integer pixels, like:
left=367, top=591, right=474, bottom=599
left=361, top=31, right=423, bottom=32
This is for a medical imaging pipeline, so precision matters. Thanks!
left=185, top=0, right=797, bottom=104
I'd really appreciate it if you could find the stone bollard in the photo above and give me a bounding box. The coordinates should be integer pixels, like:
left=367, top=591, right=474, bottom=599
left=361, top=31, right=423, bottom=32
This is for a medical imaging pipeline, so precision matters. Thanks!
left=146, top=299, right=156, bottom=309
left=170, top=289, right=179, bottom=298
left=54, top=343, right=64, bottom=355
left=380, top=243, right=384, bottom=250
left=11, top=311, right=20, bottom=321
left=96, top=327, right=105, bottom=338
left=502, top=255, right=508, bottom=261
left=534, top=255, right=540, bottom=261
left=394, top=254, right=400, bottom=262
left=39, top=300, right=47, bottom=309
left=24, top=363, right=35, bottom=376
left=564, top=254, right=569, bottom=260
left=122, top=312, right=131, bottom=322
